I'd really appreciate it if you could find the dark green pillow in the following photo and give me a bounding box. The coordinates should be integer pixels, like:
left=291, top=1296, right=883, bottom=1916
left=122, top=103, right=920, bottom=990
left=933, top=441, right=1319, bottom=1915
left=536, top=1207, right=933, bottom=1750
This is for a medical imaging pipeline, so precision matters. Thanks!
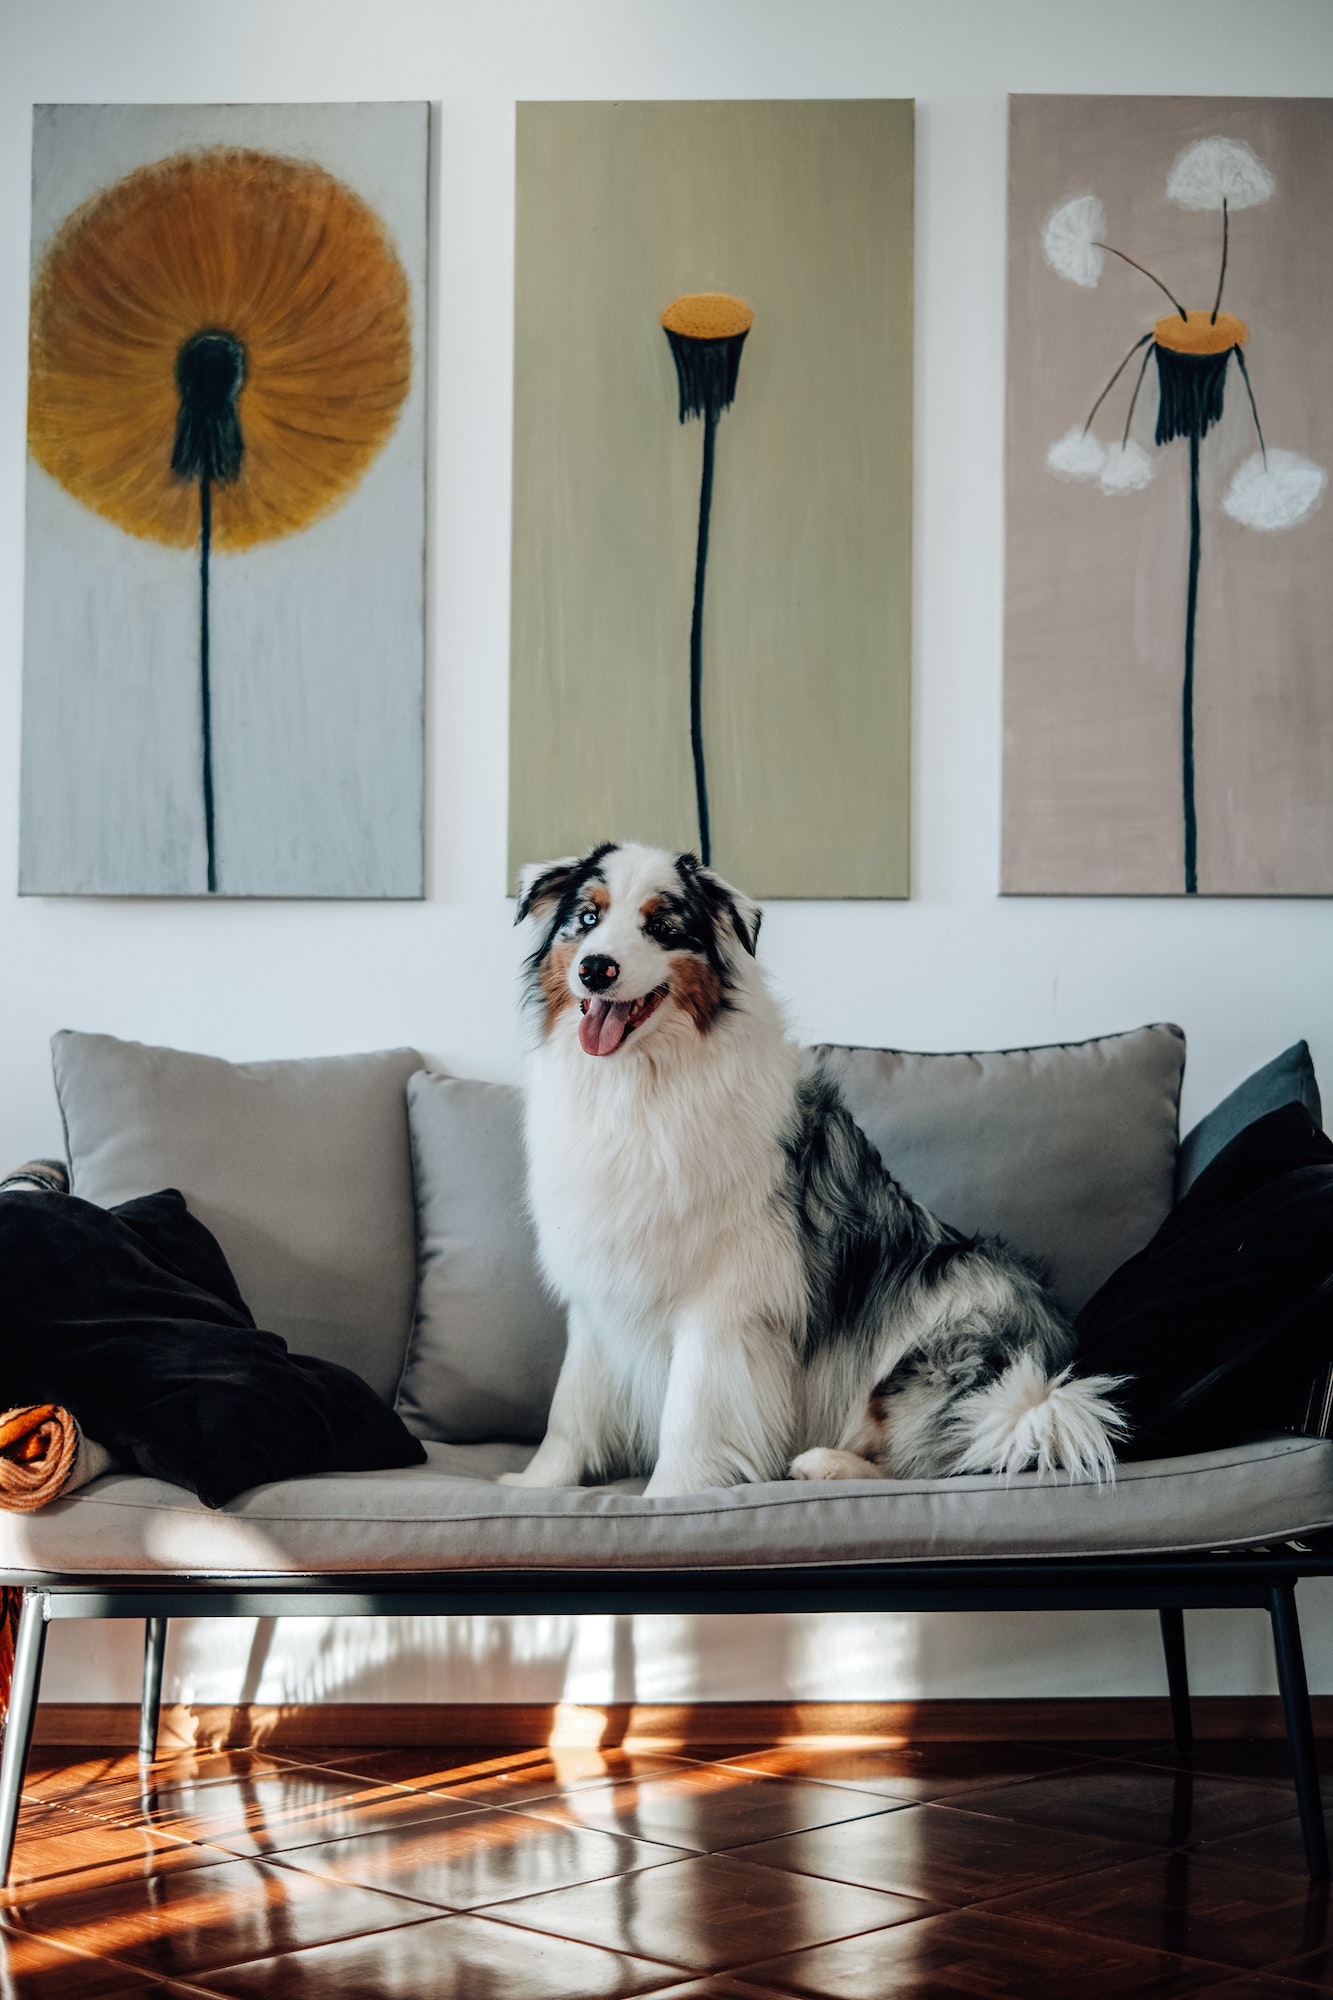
left=1177, top=1043, right=1322, bottom=1200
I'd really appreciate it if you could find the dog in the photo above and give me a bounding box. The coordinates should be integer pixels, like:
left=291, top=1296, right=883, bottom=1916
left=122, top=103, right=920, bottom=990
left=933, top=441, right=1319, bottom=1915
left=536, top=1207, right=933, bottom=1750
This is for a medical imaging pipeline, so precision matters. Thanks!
left=501, top=841, right=1126, bottom=1498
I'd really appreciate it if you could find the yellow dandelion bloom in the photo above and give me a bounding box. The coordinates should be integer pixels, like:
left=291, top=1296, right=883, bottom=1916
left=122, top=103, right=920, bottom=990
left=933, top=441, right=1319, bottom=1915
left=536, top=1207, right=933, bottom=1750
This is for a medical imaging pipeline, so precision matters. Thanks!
left=28, top=147, right=411, bottom=552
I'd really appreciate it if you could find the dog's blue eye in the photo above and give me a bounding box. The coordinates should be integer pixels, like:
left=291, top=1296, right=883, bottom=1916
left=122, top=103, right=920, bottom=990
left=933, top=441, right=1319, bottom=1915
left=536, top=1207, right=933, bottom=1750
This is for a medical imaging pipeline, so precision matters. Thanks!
left=578, top=909, right=598, bottom=929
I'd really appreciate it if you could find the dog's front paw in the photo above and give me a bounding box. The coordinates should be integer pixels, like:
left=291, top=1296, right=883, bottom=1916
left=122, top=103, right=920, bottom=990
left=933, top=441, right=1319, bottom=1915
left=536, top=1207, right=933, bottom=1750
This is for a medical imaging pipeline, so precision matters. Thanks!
left=789, top=1448, right=885, bottom=1482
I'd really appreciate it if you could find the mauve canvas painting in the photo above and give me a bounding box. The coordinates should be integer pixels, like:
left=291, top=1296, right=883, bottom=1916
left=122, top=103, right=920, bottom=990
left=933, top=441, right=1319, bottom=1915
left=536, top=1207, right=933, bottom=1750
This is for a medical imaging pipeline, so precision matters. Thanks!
left=1004, top=96, right=1333, bottom=897
left=22, top=103, right=427, bottom=898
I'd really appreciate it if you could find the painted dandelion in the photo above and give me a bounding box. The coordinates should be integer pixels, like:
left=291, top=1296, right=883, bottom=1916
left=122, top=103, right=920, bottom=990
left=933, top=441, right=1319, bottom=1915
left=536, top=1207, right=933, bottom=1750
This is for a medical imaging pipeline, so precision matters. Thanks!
left=661, top=292, right=754, bottom=867
left=27, top=147, right=411, bottom=895
left=1043, top=137, right=1326, bottom=894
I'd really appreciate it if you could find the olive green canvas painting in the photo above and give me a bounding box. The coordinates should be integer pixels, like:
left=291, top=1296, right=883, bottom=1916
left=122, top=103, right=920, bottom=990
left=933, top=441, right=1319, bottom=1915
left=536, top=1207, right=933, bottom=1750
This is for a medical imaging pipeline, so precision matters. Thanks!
left=510, top=100, right=914, bottom=900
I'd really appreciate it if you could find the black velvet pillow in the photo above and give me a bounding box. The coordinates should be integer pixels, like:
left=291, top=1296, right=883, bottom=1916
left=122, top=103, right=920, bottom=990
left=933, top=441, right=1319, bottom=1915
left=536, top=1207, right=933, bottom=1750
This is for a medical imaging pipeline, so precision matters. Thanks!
left=1075, top=1103, right=1333, bottom=1460
left=0, top=1187, right=425, bottom=1507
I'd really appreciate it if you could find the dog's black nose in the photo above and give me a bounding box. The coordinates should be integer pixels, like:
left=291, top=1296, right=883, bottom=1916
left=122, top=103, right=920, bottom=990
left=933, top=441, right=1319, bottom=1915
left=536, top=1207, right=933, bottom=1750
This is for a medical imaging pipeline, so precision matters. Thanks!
left=578, top=954, right=620, bottom=992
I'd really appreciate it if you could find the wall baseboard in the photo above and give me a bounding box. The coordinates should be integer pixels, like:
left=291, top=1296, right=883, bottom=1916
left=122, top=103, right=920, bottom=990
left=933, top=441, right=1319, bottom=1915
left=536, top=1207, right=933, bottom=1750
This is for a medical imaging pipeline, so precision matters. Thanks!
left=31, top=1697, right=1333, bottom=1751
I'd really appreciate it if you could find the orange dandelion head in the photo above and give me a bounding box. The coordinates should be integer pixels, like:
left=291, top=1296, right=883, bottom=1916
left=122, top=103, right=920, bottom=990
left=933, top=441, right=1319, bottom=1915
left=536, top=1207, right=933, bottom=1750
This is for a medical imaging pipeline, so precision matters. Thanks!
left=1153, top=309, right=1247, bottom=356
left=660, top=293, right=754, bottom=341
left=27, top=147, right=412, bottom=553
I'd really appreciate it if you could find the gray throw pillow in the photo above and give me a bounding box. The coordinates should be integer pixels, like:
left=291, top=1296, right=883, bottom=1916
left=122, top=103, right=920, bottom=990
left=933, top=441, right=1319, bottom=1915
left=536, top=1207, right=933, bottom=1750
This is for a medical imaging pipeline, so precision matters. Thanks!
left=395, top=1072, right=566, bottom=1443
left=1176, top=1042, right=1323, bottom=1200
left=809, top=1024, right=1186, bottom=1313
left=52, top=1030, right=422, bottom=1402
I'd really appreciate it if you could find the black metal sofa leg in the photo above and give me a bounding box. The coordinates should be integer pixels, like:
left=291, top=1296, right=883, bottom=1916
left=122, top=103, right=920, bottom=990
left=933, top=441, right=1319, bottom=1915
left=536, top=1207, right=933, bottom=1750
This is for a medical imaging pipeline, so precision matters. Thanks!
left=140, top=1618, right=167, bottom=1763
left=1159, top=1607, right=1193, bottom=1754
left=0, top=1592, right=49, bottom=1888
left=1268, top=1583, right=1328, bottom=1880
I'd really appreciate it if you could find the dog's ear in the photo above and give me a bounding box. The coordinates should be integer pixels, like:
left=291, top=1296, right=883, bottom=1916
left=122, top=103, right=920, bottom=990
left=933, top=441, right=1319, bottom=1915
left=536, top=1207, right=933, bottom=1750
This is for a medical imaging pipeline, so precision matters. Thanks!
left=720, top=880, right=762, bottom=957
left=514, top=856, right=582, bottom=926
left=676, top=853, right=762, bottom=957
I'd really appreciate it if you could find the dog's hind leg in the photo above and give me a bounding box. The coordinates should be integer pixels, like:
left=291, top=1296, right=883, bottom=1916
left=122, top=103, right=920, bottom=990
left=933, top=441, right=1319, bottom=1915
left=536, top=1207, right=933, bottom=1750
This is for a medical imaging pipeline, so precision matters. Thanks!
left=499, top=1307, right=618, bottom=1488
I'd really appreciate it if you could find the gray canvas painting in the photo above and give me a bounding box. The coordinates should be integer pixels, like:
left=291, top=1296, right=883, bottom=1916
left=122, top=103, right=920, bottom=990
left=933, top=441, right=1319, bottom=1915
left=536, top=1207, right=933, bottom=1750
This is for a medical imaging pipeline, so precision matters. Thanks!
left=22, top=102, right=428, bottom=898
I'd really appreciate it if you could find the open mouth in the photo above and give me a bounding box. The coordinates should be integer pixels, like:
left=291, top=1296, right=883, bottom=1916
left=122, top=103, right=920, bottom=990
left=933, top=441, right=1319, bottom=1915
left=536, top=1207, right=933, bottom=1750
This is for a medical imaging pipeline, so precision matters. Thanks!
left=578, top=984, right=669, bottom=1057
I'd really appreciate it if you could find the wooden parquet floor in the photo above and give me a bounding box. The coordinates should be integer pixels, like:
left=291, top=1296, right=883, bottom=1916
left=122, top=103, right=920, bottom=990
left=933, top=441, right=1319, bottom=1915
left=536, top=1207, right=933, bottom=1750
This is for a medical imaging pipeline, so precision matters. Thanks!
left=0, top=1735, right=1329, bottom=1995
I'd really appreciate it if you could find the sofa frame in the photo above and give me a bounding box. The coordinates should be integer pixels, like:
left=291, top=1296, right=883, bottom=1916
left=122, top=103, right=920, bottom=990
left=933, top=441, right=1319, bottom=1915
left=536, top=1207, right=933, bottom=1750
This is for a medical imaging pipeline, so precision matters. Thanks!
left=1, top=1544, right=1327, bottom=1886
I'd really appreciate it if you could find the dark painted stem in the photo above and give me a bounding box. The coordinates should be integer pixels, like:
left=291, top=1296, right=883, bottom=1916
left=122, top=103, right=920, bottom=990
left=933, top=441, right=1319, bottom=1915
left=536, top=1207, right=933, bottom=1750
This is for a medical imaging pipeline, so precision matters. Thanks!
left=1233, top=346, right=1268, bottom=466
left=1182, top=429, right=1200, bottom=896
left=1122, top=342, right=1155, bottom=447
left=199, top=476, right=218, bottom=895
left=689, top=407, right=717, bottom=866
left=1093, top=241, right=1188, bottom=319
left=1211, top=198, right=1229, bottom=324
left=1082, top=331, right=1152, bottom=437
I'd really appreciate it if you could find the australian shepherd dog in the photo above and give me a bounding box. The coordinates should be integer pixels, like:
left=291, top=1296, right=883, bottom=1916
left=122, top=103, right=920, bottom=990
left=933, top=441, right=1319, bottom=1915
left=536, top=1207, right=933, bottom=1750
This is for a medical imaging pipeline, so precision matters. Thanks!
left=502, top=842, right=1126, bottom=1498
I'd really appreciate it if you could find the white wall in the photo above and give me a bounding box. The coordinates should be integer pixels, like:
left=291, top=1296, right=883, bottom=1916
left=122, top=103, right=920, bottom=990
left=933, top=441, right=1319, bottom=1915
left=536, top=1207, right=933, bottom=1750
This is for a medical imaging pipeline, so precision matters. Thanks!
left=4, top=0, right=1332, bottom=1710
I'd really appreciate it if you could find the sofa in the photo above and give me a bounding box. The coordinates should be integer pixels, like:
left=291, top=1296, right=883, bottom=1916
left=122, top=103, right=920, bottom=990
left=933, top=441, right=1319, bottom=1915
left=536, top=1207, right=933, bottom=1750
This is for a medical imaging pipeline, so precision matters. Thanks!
left=0, top=1022, right=1329, bottom=1882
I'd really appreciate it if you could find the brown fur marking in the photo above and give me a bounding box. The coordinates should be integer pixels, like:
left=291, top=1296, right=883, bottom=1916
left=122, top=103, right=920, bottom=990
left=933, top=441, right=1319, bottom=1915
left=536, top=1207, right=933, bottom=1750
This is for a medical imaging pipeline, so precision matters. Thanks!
left=669, top=956, right=724, bottom=1033
left=540, top=939, right=578, bottom=1033
left=588, top=885, right=609, bottom=913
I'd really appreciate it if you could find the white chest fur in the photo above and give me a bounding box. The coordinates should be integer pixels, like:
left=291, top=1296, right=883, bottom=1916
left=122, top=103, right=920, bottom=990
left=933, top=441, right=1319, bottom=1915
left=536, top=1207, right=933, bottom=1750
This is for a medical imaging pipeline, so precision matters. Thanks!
left=524, top=986, right=802, bottom=1339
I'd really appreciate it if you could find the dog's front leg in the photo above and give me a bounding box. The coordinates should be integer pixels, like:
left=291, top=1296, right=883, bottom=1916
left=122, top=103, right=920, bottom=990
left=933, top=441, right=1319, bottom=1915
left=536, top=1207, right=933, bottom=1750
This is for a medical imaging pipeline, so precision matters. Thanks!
left=498, top=1309, right=614, bottom=1488
left=643, top=1308, right=792, bottom=1497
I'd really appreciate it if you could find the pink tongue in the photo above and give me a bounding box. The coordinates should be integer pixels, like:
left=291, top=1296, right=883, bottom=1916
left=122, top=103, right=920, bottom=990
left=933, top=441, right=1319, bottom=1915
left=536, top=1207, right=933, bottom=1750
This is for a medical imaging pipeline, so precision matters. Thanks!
left=579, top=997, right=633, bottom=1056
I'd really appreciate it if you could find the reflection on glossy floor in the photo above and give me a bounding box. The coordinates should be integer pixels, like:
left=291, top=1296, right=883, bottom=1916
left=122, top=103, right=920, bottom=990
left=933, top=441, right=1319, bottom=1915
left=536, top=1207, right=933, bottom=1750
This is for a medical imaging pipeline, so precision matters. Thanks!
left=0, top=1734, right=1329, bottom=1995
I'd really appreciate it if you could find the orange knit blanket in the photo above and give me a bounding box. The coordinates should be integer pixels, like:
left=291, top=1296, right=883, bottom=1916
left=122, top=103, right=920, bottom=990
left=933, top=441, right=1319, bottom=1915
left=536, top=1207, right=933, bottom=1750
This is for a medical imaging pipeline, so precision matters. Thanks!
left=0, top=1405, right=81, bottom=1511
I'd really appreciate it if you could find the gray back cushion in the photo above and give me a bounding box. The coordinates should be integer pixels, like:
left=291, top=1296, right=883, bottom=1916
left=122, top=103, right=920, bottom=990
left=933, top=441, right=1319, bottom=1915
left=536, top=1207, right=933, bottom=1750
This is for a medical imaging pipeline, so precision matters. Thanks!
left=810, top=1024, right=1186, bottom=1313
left=395, top=1072, right=566, bottom=1442
left=52, top=1030, right=422, bottom=1401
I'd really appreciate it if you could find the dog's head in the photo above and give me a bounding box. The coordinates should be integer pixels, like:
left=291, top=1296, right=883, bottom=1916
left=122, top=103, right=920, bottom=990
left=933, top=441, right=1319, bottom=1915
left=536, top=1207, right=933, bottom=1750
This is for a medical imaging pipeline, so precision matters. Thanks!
left=516, top=842, right=762, bottom=1058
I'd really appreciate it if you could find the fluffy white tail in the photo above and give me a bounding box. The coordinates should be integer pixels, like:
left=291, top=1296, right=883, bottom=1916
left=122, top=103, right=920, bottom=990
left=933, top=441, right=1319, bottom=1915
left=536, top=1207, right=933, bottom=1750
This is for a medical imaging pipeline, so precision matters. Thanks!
left=949, top=1353, right=1129, bottom=1483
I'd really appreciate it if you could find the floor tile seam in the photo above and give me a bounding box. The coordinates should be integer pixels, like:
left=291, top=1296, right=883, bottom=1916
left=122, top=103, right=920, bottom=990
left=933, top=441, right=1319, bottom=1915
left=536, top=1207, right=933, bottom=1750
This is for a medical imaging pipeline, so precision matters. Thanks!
left=0, top=1913, right=227, bottom=1992
left=18, top=1770, right=338, bottom=1820
left=258, top=1839, right=687, bottom=1909
left=694, top=1845, right=1152, bottom=1905
left=966, top=1874, right=1318, bottom=1975
left=1061, top=1762, right=1315, bottom=1814
left=491, top=1799, right=707, bottom=1851
left=477, top=1893, right=936, bottom=1980
left=1117, top=1753, right=1305, bottom=1787
left=524, top=1770, right=923, bottom=1813
left=920, top=1791, right=1302, bottom=1845
left=247, top=1807, right=693, bottom=1871
left=252, top=1848, right=483, bottom=1912
left=919, top=1895, right=1237, bottom=1963
left=190, top=1910, right=594, bottom=1988
left=147, top=1907, right=459, bottom=1982
left=524, top=1840, right=947, bottom=1913
left=499, top=1797, right=912, bottom=1844
left=105, top=1795, right=494, bottom=1850
left=908, top=1792, right=1288, bottom=1848
left=195, top=1916, right=694, bottom=1996
left=441, top=1899, right=704, bottom=1975
left=0, top=1826, right=246, bottom=1893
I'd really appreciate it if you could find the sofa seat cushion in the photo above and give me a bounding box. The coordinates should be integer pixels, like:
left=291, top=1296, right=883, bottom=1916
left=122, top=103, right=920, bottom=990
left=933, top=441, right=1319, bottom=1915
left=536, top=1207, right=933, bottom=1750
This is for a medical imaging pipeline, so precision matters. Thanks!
left=0, top=1436, right=1328, bottom=1577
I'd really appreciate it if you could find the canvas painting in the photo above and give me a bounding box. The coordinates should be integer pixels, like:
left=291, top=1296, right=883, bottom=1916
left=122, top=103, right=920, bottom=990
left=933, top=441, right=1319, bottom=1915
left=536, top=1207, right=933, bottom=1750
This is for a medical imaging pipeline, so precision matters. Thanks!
left=1004, top=96, right=1333, bottom=897
left=22, top=102, right=428, bottom=898
left=510, top=100, right=914, bottom=901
